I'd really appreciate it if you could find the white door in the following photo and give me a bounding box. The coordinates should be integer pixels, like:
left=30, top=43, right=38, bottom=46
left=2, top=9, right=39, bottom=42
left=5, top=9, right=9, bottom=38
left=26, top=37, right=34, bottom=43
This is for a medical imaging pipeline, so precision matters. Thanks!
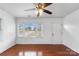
left=51, top=23, right=63, bottom=44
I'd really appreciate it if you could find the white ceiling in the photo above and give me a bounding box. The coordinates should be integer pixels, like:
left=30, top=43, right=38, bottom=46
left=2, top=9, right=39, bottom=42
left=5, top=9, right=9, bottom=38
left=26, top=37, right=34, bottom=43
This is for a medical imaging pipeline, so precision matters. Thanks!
left=0, top=3, right=79, bottom=18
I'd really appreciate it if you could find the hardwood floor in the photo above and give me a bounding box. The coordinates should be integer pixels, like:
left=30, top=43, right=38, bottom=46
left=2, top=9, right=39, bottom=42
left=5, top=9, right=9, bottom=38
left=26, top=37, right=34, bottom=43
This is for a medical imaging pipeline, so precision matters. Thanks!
left=0, top=44, right=79, bottom=56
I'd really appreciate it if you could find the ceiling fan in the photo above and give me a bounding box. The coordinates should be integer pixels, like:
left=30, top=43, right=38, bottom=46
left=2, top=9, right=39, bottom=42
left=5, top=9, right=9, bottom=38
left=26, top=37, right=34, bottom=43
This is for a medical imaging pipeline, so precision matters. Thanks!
left=24, top=3, right=53, bottom=17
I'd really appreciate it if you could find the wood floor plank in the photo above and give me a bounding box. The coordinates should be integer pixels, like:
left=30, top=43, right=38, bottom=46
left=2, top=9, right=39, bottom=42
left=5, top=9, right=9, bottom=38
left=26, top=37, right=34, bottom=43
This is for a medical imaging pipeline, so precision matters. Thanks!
left=0, top=44, right=79, bottom=56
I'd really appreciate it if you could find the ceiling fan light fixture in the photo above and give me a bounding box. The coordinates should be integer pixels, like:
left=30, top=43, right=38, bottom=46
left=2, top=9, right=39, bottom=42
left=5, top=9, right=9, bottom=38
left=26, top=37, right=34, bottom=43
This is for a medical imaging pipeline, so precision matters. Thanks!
left=35, top=9, right=43, bottom=16
left=38, top=9, right=43, bottom=15
left=25, top=3, right=52, bottom=17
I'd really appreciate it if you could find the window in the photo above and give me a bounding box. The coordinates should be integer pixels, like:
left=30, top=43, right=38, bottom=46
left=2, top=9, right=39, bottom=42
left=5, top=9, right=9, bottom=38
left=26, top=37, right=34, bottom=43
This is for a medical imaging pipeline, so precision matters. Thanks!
left=17, top=20, right=41, bottom=38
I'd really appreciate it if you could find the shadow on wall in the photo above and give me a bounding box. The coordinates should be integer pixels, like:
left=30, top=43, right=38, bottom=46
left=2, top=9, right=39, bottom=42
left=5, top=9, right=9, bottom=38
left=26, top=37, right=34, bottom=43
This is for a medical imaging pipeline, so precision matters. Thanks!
left=0, top=9, right=16, bottom=54
left=63, top=9, right=79, bottom=53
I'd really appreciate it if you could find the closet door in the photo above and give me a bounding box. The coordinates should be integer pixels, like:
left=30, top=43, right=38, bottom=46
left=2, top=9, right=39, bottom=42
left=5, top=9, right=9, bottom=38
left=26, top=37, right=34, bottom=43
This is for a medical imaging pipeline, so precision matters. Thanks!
left=51, top=23, right=63, bottom=44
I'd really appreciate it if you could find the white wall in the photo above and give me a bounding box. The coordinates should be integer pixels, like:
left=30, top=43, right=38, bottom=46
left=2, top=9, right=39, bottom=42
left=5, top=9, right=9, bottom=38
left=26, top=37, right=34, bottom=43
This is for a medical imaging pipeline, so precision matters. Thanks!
left=63, top=9, right=79, bottom=53
left=0, top=9, right=16, bottom=53
left=16, top=17, right=63, bottom=44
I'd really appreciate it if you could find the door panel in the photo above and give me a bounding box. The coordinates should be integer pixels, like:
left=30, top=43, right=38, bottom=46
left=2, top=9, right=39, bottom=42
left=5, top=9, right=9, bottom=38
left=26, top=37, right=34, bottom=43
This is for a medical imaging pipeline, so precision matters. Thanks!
left=51, top=23, right=63, bottom=44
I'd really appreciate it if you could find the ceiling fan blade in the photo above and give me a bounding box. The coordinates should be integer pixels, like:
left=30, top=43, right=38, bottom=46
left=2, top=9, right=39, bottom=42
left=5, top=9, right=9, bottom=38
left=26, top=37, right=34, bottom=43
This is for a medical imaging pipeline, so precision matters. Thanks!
left=43, top=9, right=52, bottom=14
left=44, top=3, right=52, bottom=8
left=24, top=8, right=36, bottom=11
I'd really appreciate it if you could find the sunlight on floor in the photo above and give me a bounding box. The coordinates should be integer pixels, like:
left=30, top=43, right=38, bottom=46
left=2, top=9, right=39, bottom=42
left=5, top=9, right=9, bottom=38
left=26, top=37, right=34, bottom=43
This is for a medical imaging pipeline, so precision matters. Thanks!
left=18, top=51, right=42, bottom=56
